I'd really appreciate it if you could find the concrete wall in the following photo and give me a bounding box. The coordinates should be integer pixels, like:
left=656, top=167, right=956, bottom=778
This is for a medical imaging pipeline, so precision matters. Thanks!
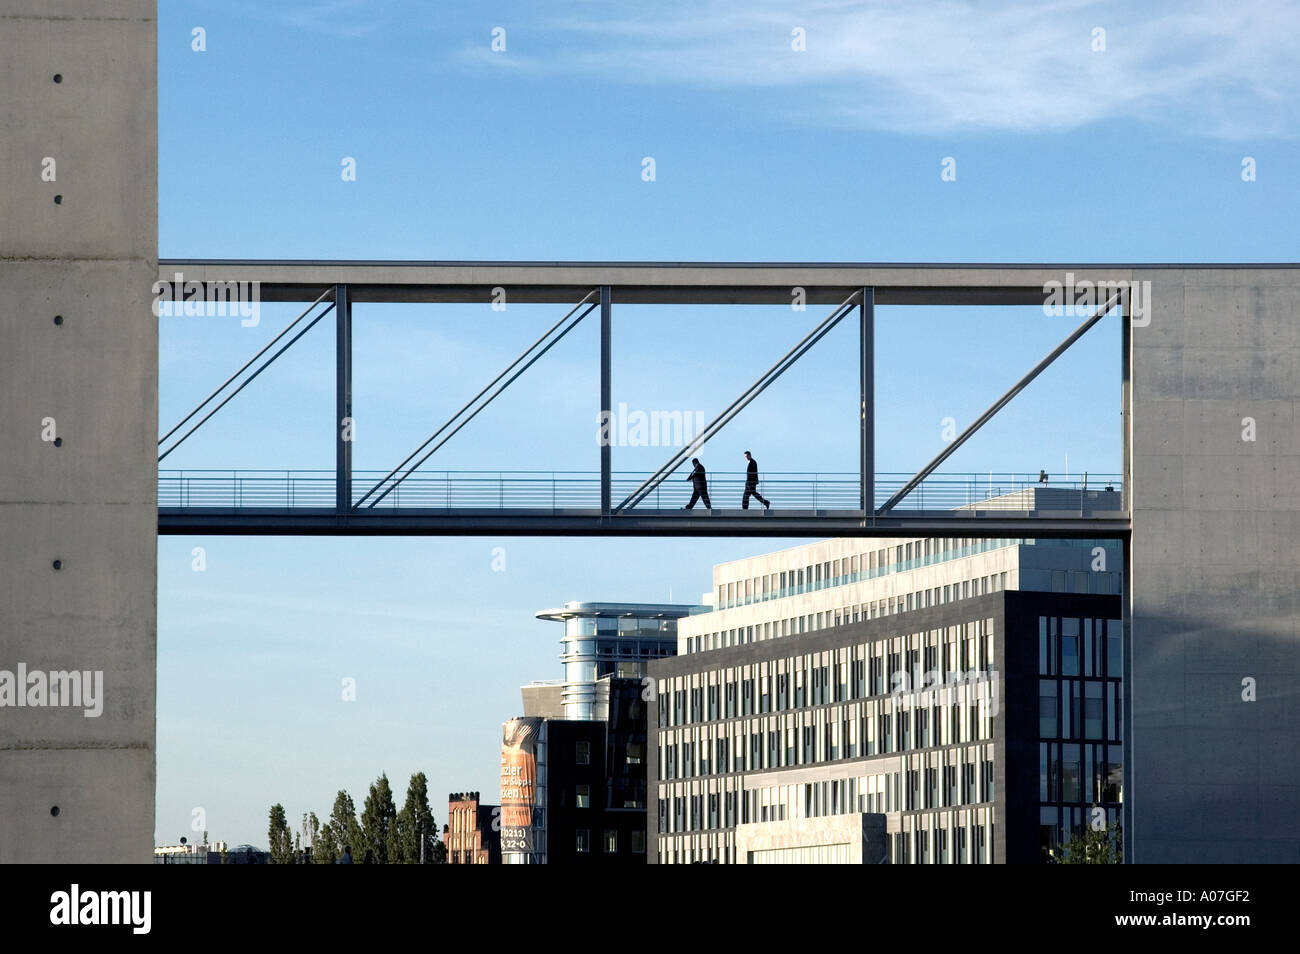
left=1130, top=268, right=1300, bottom=862
left=0, top=0, right=157, bottom=862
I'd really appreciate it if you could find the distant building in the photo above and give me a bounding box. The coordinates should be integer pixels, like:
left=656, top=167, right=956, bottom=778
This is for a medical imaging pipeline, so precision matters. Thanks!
left=445, top=791, right=500, bottom=864
left=501, top=677, right=652, bottom=864
left=534, top=602, right=700, bottom=719
left=153, top=840, right=227, bottom=864
left=222, top=844, right=267, bottom=864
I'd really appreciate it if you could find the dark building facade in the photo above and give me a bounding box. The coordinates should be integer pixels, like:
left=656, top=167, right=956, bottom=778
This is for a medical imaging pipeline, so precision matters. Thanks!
left=648, top=590, right=1123, bottom=864
left=502, top=677, right=650, bottom=863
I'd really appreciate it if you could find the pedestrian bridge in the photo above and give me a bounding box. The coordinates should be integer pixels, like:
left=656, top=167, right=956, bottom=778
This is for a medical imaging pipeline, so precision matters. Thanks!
left=157, top=470, right=1127, bottom=537
left=156, top=261, right=1134, bottom=539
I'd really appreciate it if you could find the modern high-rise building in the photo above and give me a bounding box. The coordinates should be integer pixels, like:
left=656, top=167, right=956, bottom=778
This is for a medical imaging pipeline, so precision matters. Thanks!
left=648, top=531, right=1125, bottom=864
left=501, top=678, right=655, bottom=864
left=500, top=601, right=700, bottom=863
left=534, top=602, right=699, bottom=719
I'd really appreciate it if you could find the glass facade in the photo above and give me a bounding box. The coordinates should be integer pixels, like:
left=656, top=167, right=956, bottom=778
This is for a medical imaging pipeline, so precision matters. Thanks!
left=538, top=602, right=697, bottom=720
left=1037, top=615, right=1124, bottom=861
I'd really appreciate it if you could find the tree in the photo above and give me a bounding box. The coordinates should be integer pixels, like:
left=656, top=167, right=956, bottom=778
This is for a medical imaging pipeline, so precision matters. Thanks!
left=301, top=811, right=320, bottom=863
left=361, top=774, right=398, bottom=863
left=1056, top=812, right=1123, bottom=864
left=268, top=803, right=293, bottom=864
left=314, top=818, right=339, bottom=864
left=316, top=790, right=362, bottom=864
left=393, top=772, right=439, bottom=863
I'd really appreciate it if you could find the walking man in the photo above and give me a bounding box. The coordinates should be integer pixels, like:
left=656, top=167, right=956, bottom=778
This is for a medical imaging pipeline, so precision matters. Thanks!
left=684, top=458, right=712, bottom=510
left=742, top=451, right=771, bottom=510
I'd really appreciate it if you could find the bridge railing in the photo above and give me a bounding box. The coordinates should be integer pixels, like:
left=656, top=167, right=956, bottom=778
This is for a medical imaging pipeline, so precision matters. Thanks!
left=158, top=470, right=1124, bottom=514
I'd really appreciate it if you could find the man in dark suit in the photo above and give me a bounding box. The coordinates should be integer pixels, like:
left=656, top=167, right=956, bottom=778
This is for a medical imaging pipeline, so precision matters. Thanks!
left=684, top=458, right=711, bottom=510
left=742, top=451, right=771, bottom=510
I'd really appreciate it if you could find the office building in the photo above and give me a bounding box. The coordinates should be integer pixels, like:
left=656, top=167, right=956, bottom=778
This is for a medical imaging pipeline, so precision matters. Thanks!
left=502, top=677, right=653, bottom=864
left=649, top=531, right=1124, bottom=863
left=534, top=602, right=697, bottom=719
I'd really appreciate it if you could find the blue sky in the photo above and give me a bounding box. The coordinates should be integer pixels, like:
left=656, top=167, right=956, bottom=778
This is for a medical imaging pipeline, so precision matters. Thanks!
left=155, top=0, right=1298, bottom=847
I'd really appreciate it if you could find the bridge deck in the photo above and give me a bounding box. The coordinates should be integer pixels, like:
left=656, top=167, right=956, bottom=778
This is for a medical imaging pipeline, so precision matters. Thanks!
left=157, top=470, right=1129, bottom=537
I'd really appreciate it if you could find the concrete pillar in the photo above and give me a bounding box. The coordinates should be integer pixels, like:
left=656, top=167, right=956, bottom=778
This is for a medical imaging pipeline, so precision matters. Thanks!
left=0, top=0, right=157, bottom=862
left=1129, top=267, right=1300, bottom=862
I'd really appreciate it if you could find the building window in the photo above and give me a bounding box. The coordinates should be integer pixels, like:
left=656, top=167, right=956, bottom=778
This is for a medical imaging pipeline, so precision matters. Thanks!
left=576, top=829, right=589, bottom=853
left=604, top=829, right=618, bottom=853
left=576, top=785, right=590, bottom=808
left=632, top=830, right=646, bottom=853
left=576, top=741, right=590, bottom=765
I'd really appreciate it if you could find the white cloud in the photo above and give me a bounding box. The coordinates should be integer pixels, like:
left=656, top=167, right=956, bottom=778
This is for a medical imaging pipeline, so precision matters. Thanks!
left=476, top=0, right=1300, bottom=138
left=218, top=0, right=390, bottom=39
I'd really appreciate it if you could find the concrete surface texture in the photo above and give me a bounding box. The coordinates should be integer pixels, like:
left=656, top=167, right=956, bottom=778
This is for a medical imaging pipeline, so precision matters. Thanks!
left=0, top=0, right=157, bottom=862
left=1130, top=268, right=1300, bottom=862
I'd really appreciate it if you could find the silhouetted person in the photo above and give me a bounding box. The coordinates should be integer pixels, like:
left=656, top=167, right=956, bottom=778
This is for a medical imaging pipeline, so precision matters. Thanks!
left=363, top=848, right=375, bottom=864
left=684, top=458, right=711, bottom=510
left=338, top=844, right=353, bottom=864
left=742, top=451, right=770, bottom=510
left=1038, top=470, right=1049, bottom=485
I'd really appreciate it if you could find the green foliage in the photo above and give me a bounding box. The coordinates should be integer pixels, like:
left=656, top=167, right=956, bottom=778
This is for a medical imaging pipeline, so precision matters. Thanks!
left=319, top=790, right=363, bottom=863
left=281, top=774, right=450, bottom=865
left=393, top=772, right=439, bottom=863
left=268, top=803, right=294, bottom=864
left=361, top=774, right=397, bottom=864
left=301, top=812, right=320, bottom=863
left=313, top=818, right=339, bottom=864
left=1055, top=812, right=1123, bottom=864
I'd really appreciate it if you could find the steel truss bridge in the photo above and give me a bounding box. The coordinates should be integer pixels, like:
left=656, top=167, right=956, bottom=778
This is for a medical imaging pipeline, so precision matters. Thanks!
left=156, top=261, right=1132, bottom=538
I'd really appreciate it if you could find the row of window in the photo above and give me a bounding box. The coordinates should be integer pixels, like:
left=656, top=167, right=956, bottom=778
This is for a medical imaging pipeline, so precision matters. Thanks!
left=659, top=694, right=995, bottom=780
left=713, top=539, right=1026, bottom=610
left=893, top=823, right=991, bottom=864
left=657, top=809, right=996, bottom=864
left=689, top=576, right=1011, bottom=653
left=661, top=621, right=996, bottom=728
left=1040, top=616, right=1123, bottom=678
left=564, top=616, right=677, bottom=637
left=573, top=829, right=645, bottom=853
left=711, top=539, right=1122, bottom=613
left=1042, top=743, right=1123, bottom=804
left=656, top=745, right=998, bottom=835
left=1040, top=679, right=1123, bottom=742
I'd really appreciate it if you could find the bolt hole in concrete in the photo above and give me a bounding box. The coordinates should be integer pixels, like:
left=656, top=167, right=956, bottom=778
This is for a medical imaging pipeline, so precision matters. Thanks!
left=53, top=315, right=63, bottom=325
left=50, top=806, right=60, bottom=817
left=52, top=73, right=62, bottom=83
left=53, top=195, right=62, bottom=204
left=52, top=559, right=62, bottom=570
left=53, top=437, right=62, bottom=447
